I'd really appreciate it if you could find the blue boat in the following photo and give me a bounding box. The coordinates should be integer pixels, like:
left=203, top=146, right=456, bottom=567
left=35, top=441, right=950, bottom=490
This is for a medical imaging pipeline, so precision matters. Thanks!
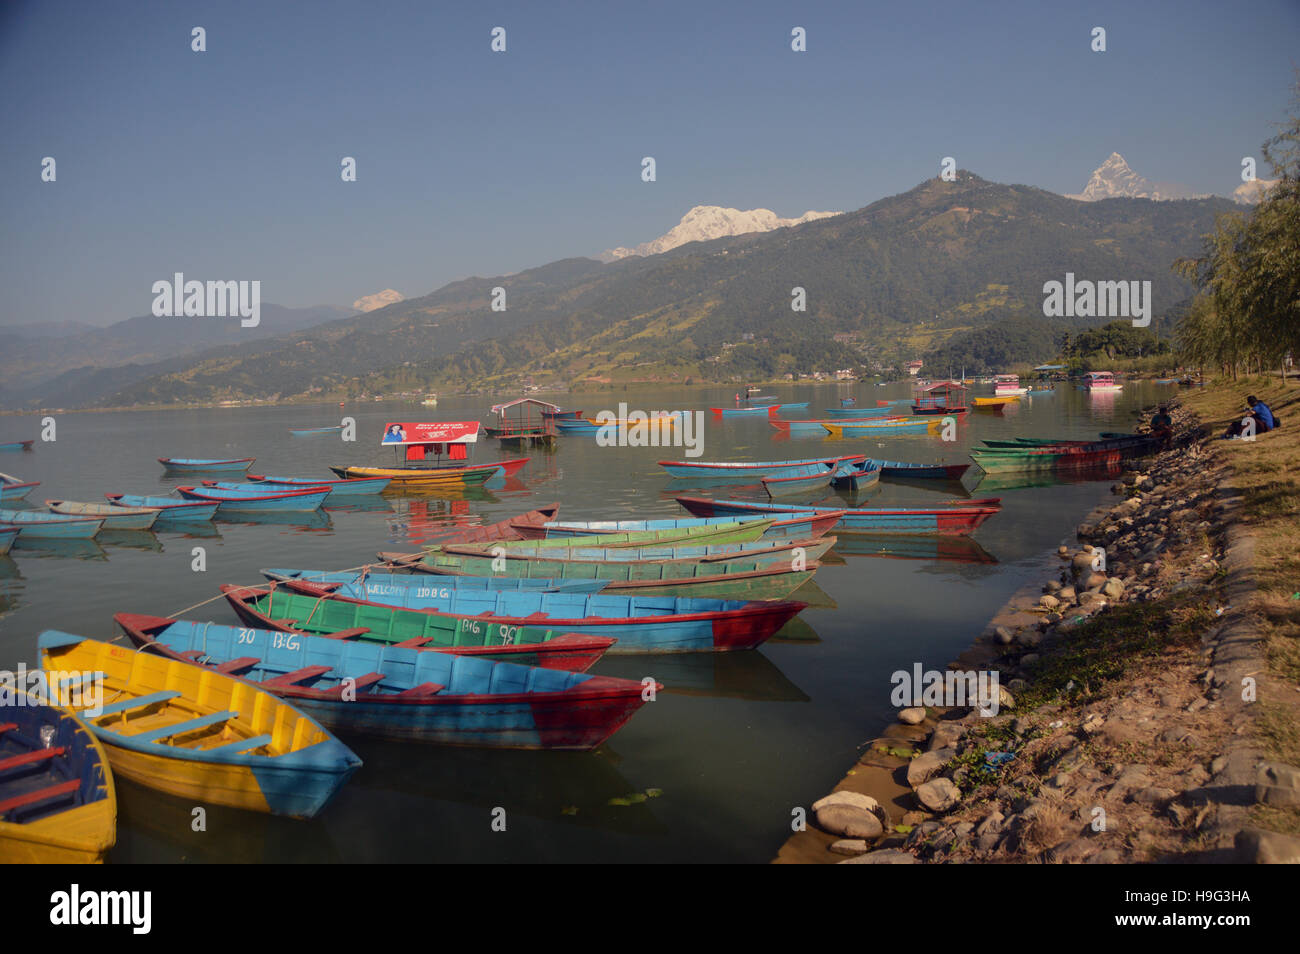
left=709, top=405, right=775, bottom=418
left=159, top=457, right=255, bottom=475
left=830, top=459, right=883, bottom=490
left=230, top=585, right=806, bottom=654
left=0, top=473, right=39, bottom=501
left=868, top=459, right=972, bottom=481
left=434, top=536, right=837, bottom=567
left=0, top=509, right=102, bottom=538
left=0, top=526, right=17, bottom=554
left=260, top=568, right=609, bottom=594
left=177, top=485, right=329, bottom=512
left=774, top=402, right=810, bottom=412
left=104, top=493, right=219, bottom=521
left=116, top=614, right=655, bottom=750
left=553, top=419, right=602, bottom=434
left=246, top=474, right=392, bottom=496
left=658, top=455, right=867, bottom=480
left=288, top=426, right=344, bottom=436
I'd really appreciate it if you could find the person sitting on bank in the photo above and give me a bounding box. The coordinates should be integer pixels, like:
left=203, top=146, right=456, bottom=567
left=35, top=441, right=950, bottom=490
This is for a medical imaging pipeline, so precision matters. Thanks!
left=1247, top=395, right=1276, bottom=432
left=1150, top=406, right=1173, bottom=445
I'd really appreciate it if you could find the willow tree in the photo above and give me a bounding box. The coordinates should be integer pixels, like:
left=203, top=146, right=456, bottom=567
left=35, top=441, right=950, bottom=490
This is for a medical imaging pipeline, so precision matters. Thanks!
left=1174, top=79, right=1300, bottom=382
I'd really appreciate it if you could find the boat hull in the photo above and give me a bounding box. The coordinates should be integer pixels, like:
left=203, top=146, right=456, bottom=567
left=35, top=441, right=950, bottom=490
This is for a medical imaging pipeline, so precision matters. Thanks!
left=675, top=496, right=1001, bottom=535
left=0, top=509, right=102, bottom=538
left=177, top=486, right=329, bottom=512
left=247, top=474, right=392, bottom=495
left=105, top=494, right=219, bottom=521
left=159, top=457, right=255, bottom=474
left=47, top=501, right=158, bottom=530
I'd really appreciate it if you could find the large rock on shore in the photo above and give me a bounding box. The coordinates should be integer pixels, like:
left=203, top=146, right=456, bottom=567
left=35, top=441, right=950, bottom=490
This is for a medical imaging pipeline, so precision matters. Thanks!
left=917, top=777, right=962, bottom=812
left=813, top=791, right=886, bottom=839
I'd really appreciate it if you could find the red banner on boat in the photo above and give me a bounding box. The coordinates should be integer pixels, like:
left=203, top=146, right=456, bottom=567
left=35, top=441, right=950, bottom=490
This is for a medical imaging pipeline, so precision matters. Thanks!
left=379, top=422, right=480, bottom=446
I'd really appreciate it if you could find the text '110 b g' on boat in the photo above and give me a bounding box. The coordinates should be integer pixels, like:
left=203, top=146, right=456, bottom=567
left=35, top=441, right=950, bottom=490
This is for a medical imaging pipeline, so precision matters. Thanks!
left=329, top=421, right=527, bottom=488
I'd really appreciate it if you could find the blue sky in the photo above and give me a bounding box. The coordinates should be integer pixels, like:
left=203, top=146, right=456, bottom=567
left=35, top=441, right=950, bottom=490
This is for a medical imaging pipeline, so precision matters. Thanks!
left=1, top=0, right=1296, bottom=327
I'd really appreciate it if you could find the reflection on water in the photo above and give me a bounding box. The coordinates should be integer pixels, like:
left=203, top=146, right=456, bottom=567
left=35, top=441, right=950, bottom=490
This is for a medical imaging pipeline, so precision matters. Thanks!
left=0, top=382, right=1166, bottom=862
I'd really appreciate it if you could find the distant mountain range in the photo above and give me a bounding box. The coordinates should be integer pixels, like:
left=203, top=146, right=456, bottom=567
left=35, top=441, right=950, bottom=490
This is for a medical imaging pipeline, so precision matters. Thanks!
left=1067, top=151, right=1273, bottom=205
left=36, top=170, right=1235, bottom=410
left=598, top=205, right=841, bottom=261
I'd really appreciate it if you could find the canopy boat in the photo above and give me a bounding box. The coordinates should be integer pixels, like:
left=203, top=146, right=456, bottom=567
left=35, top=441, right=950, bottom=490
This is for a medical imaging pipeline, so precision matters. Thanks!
left=289, top=426, right=344, bottom=436
left=675, top=496, right=1002, bottom=535
left=0, top=509, right=103, bottom=538
left=159, top=457, right=255, bottom=475
left=521, top=510, right=842, bottom=542
left=45, top=500, right=159, bottom=531
left=334, top=421, right=529, bottom=487
left=104, top=493, right=218, bottom=521
left=178, top=484, right=329, bottom=512
left=428, top=518, right=775, bottom=552
left=710, top=405, right=777, bottom=418
left=821, top=418, right=940, bottom=436
left=658, top=456, right=867, bottom=480
left=0, top=473, right=39, bottom=501
left=0, top=691, right=116, bottom=863
left=869, top=459, right=971, bottom=480
left=0, top=440, right=34, bottom=452
left=38, top=632, right=361, bottom=818
left=1083, top=371, right=1123, bottom=393
left=993, top=374, right=1028, bottom=396
left=116, top=615, right=655, bottom=751
left=912, top=381, right=970, bottom=415
left=223, top=585, right=612, bottom=671
left=247, top=474, right=392, bottom=495
left=0, top=527, right=17, bottom=554
left=262, top=569, right=608, bottom=595
left=225, top=584, right=804, bottom=655
left=484, top=398, right=560, bottom=447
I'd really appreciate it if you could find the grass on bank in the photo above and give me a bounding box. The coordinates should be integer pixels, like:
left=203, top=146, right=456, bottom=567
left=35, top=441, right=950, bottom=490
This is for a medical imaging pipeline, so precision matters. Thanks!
left=1179, top=375, right=1300, bottom=835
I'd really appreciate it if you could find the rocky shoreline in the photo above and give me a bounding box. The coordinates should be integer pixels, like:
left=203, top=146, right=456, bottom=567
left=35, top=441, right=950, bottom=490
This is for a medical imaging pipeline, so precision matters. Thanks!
left=776, top=403, right=1300, bottom=864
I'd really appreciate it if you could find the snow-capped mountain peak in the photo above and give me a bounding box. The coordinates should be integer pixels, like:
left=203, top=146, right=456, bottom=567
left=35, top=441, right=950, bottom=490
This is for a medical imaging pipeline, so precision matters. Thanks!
left=353, top=289, right=404, bottom=312
left=598, top=205, right=841, bottom=262
left=1066, top=152, right=1210, bottom=202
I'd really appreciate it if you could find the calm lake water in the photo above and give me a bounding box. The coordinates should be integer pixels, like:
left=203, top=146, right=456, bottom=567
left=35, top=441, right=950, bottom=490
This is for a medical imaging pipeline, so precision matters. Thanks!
left=0, top=382, right=1168, bottom=862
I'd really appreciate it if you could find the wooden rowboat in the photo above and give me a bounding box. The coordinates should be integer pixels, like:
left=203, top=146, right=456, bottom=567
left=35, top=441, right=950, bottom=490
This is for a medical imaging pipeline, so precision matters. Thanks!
left=159, top=457, right=255, bottom=475
left=0, top=473, right=39, bottom=501
left=0, top=509, right=102, bottom=538
left=247, top=474, right=392, bottom=495
left=46, top=500, right=159, bottom=531
left=104, top=494, right=218, bottom=521
left=0, top=691, right=116, bottom=863
left=659, top=456, right=866, bottom=480
left=972, top=396, right=1019, bottom=408
left=822, top=419, right=941, bottom=436
left=710, top=405, right=777, bottom=418
left=869, top=459, right=972, bottom=481
left=223, top=585, right=613, bottom=671
left=520, top=511, right=842, bottom=542
left=261, top=568, right=609, bottom=594
left=38, top=632, right=361, bottom=818
left=288, top=426, right=344, bottom=436
left=426, top=535, right=834, bottom=567
left=178, top=484, right=328, bottom=512
left=675, top=496, right=1002, bottom=535
left=226, top=584, right=805, bottom=655
left=326, top=461, right=518, bottom=488
left=428, top=518, right=775, bottom=552
left=0, top=441, right=34, bottom=452
left=117, top=615, right=656, bottom=751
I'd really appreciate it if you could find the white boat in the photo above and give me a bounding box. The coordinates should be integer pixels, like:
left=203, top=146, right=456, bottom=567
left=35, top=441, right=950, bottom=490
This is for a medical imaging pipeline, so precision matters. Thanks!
left=994, top=374, right=1028, bottom=396
left=1083, top=371, right=1123, bottom=393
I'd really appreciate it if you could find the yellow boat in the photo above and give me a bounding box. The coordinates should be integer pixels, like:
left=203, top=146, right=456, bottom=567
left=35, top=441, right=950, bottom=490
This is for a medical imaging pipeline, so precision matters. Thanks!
left=38, top=633, right=361, bottom=818
left=972, top=396, right=1020, bottom=407
left=0, top=690, right=116, bottom=864
left=328, top=463, right=504, bottom=488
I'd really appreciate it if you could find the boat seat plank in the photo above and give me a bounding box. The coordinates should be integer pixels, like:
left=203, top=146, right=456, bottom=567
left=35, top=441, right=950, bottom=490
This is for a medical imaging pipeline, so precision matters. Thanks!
left=392, top=636, right=433, bottom=648
left=212, top=656, right=261, bottom=674
left=204, top=733, right=272, bottom=755
left=178, top=650, right=206, bottom=661
left=394, top=682, right=444, bottom=698
left=131, top=711, right=238, bottom=744
left=59, top=671, right=104, bottom=690
left=0, top=779, right=80, bottom=818
left=264, top=665, right=332, bottom=688
left=321, top=627, right=370, bottom=640
left=92, top=690, right=182, bottom=718
left=332, top=672, right=384, bottom=696
left=0, top=746, right=66, bottom=776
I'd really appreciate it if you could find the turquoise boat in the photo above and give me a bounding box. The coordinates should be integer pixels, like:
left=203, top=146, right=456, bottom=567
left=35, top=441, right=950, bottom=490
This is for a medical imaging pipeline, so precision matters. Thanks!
left=658, top=456, right=867, bottom=480
left=104, top=493, right=219, bottom=521
left=0, top=527, right=17, bottom=554
left=246, top=474, right=391, bottom=495
left=0, top=509, right=102, bottom=538
left=159, top=457, right=255, bottom=475
left=178, top=484, right=329, bottom=512
left=0, top=473, right=39, bottom=501
left=260, top=568, right=609, bottom=594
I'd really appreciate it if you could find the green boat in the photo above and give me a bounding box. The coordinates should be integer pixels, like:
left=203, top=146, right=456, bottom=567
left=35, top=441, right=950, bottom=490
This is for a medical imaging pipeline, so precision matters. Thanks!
left=423, top=518, right=775, bottom=552
left=381, top=555, right=819, bottom=599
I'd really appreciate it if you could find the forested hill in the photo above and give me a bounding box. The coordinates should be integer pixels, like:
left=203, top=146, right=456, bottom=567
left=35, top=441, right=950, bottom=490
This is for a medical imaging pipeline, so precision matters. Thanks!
left=68, top=172, right=1234, bottom=407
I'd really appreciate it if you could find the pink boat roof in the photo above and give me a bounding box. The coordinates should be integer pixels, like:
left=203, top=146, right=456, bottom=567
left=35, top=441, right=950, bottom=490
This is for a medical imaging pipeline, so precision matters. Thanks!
left=379, top=421, right=480, bottom=446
